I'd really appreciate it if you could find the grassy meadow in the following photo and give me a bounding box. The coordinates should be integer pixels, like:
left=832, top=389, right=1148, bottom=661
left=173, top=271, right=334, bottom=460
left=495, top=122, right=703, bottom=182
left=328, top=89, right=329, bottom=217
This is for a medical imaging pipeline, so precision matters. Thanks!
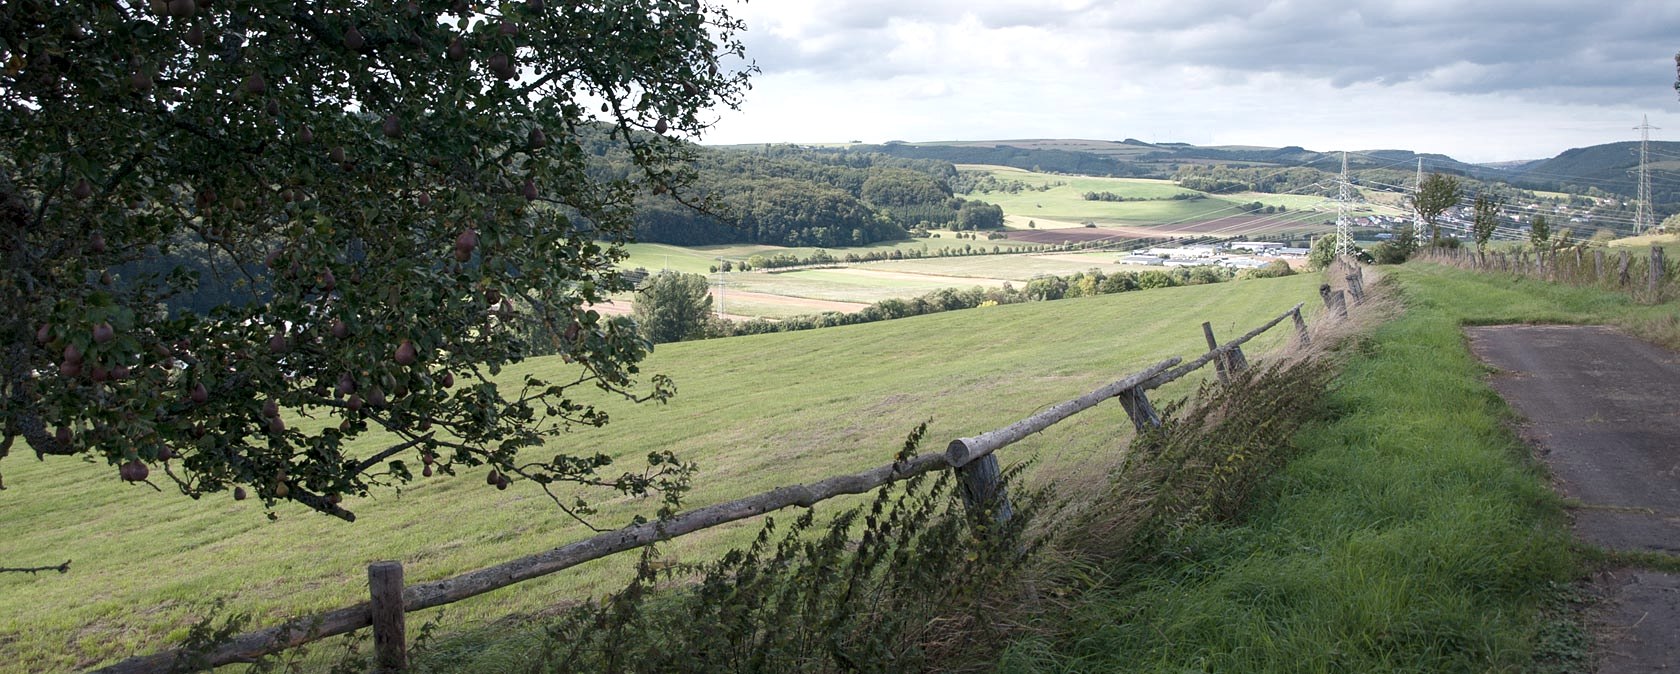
left=0, top=274, right=1327, bottom=673
left=958, top=165, right=1328, bottom=230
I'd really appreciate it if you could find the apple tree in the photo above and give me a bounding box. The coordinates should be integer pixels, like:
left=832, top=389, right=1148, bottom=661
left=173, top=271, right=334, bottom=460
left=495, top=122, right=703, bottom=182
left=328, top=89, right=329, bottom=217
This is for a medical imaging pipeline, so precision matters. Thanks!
left=0, top=0, right=751, bottom=522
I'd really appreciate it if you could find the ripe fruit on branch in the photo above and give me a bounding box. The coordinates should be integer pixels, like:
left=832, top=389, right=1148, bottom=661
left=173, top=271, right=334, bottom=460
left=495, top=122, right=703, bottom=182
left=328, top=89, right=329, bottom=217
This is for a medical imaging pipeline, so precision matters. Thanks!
left=336, top=372, right=357, bottom=397
left=190, top=382, right=209, bottom=404
left=522, top=178, right=538, bottom=201
left=489, top=53, right=515, bottom=79
left=92, top=321, right=115, bottom=344
left=382, top=114, right=402, bottom=138
left=262, top=399, right=280, bottom=418
left=63, top=343, right=83, bottom=365
left=486, top=469, right=500, bottom=485
left=71, top=178, right=93, bottom=200
left=244, top=72, right=266, bottom=95
left=528, top=126, right=546, bottom=149
left=89, top=232, right=107, bottom=253
left=454, top=229, right=479, bottom=261
left=447, top=36, right=467, bottom=60
left=233, top=486, right=248, bottom=500
left=268, top=334, right=288, bottom=354
left=395, top=339, right=418, bottom=366
left=440, top=371, right=454, bottom=388
left=35, top=323, right=51, bottom=343
left=119, top=460, right=149, bottom=482
left=344, top=26, right=365, bottom=51
left=330, top=318, right=350, bottom=339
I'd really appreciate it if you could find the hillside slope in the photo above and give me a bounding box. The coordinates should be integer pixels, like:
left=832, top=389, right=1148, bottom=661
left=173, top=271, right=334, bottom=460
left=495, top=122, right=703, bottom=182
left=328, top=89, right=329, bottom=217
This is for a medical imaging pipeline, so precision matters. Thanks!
left=0, top=275, right=1325, bottom=673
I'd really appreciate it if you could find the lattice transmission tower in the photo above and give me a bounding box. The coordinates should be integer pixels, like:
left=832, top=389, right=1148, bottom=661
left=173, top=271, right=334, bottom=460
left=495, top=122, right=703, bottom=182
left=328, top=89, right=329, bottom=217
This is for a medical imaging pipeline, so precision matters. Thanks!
left=1635, top=115, right=1660, bottom=234
left=1335, top=152, right=1353, bottom=257
left=1412, top=157, right=1424, bottom=240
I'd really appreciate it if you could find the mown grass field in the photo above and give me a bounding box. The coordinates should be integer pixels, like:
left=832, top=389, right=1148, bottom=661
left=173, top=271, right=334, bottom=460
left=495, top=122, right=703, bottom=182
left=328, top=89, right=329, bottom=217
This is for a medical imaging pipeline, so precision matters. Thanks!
left=957, top=165, right=1328, bottom=230
left=0, top=275, right=1326, bottom=673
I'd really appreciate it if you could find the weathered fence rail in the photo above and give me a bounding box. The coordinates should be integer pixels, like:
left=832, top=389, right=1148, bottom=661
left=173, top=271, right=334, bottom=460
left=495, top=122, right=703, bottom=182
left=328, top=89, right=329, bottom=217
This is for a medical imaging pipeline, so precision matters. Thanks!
left=91, top=292, right=1342, bottom=674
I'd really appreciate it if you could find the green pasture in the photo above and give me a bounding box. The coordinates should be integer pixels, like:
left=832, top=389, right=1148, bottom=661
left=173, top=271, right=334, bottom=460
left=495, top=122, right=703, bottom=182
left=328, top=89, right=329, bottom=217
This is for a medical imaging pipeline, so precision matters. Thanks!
left=958, top=165, right=1327, bottom=229
left=0, top=275, right=1326, bottom=673
left=620, top=239, right=1034, bottom=275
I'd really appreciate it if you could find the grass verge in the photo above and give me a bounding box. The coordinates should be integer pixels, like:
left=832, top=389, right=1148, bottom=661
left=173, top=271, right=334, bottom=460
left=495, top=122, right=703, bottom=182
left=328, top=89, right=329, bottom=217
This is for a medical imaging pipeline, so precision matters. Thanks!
left=997, top=263, right=1604, bottom=672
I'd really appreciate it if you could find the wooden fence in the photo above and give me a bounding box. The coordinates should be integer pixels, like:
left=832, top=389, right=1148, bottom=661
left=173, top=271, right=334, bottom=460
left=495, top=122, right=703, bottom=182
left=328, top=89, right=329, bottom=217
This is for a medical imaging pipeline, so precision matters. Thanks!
left=91, top=277, right=1363, bottom=674
left=1417, top=244, right=1672, bottom=302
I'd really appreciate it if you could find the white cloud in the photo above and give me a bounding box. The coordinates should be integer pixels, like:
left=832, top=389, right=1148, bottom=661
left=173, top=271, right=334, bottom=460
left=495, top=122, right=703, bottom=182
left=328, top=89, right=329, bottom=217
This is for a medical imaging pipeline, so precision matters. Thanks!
left=706, top=0, right=1680, bottom=161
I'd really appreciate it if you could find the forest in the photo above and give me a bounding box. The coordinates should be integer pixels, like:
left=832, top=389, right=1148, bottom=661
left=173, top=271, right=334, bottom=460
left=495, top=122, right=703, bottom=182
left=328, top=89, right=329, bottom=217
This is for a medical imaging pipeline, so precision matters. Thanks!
left=628, top=145, right=1006, bottom=246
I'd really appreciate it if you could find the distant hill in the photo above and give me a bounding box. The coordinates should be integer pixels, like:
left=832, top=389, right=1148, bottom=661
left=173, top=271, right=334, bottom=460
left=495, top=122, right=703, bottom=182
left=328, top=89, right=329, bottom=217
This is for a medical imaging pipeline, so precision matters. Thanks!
left=708, top=137, right=1680, bottom=223
left=1505, top=141, right=1680, bottom=207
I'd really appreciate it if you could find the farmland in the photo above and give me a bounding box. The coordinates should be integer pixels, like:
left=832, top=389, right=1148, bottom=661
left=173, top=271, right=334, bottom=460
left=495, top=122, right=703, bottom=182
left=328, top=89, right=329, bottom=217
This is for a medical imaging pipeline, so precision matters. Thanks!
left=0, top=275, right=1325, bottom=673
left=957, top=164, right=1331, bottom=232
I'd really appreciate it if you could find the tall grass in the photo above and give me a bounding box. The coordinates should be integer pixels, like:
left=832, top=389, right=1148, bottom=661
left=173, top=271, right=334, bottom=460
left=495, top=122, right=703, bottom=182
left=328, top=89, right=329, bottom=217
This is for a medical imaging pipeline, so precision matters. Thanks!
left=997, top=267, right=1588, bottom=672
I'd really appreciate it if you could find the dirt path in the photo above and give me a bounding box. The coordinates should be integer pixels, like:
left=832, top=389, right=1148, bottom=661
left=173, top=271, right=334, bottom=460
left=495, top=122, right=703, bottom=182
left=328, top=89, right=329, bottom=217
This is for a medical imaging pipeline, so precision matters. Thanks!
left=1467, top=325, right=1680, bottom=673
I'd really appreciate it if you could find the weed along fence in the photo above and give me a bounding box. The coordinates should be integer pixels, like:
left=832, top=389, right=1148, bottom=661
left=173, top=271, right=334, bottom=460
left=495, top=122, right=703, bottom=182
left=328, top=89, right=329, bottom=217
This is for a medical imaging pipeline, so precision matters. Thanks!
left=1417, top=244, right=1673, bottom=301
left=91, top=278, right=1365, bottom=673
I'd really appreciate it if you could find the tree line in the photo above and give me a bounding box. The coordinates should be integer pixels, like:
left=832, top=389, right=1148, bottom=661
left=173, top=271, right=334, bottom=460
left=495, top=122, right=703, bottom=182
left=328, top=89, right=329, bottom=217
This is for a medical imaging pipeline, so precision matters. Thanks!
left=625, top=146, right=1008, bottom=247
left=627, top=262, right=1297, bottom=345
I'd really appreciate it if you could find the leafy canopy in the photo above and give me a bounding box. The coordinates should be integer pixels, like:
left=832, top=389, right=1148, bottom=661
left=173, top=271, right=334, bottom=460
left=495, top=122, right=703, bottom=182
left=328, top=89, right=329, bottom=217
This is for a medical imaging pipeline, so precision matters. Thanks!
left=1409, top=173, right=1462, bottom=244
left=0, top=0, right=750, bottom=522
left=1472, top=192, right=1500, bottom=253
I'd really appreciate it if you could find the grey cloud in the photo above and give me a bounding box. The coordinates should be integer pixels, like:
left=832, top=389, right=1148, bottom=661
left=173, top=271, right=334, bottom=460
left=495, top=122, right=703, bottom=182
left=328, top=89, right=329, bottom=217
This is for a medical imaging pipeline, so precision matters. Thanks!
left=737, top=0, right=1680, bottom=105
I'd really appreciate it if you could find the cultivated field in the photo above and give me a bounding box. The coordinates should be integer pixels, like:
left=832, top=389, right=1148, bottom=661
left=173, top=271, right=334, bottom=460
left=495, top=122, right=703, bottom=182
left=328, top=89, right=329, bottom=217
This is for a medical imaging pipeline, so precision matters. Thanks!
left=958, top=165, right=1328, bottom=232
left=0, top=275, right=1325, bottom=673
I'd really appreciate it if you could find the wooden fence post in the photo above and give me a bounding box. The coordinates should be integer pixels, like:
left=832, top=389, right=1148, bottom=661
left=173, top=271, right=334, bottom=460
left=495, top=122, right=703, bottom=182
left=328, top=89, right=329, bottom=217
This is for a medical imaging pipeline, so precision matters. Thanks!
left=1116, top=388, right=1162, bottom=432
left=1618, top=250, right=1632, bottom=286
left=1320, top=284, right=1348, bottom=320
left=956, top=454, right=1014, bottom=526
left=1650, top=245, right=1665, bottom=297
left=1595, top=250, right=1605, bottom=282
left=1290, top=306, right=1310, bottom=347
left=1202, top=321, right=1231, bottom=383
left=369, top=561, right=407, bottom=674
left=1344, top=271, right=1365, bottom=303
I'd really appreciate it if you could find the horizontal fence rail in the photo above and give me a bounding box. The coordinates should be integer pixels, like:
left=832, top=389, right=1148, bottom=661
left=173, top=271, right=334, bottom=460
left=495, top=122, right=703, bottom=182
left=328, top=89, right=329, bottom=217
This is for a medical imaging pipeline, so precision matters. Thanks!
left=89, top=291, right=1345, bottom=674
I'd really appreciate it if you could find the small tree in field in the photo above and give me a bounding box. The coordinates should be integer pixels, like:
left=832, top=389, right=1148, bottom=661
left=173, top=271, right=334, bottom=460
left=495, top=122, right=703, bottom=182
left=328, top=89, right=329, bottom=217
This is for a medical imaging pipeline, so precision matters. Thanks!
left=1530, top=214, right=1551, bottom=251
left=633, top=271, right=713, bottom=344
left=1472, top=193, right=1501, bottom=253
left=1410, top=173, right=1462, bottom=244
left=0, top=1, right=751, bottom=521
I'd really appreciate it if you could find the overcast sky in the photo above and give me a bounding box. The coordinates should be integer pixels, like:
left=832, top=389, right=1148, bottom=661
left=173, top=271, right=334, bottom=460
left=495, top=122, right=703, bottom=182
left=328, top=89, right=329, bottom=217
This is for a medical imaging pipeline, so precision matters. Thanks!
left=701, top=0, right=1680, bottom=163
